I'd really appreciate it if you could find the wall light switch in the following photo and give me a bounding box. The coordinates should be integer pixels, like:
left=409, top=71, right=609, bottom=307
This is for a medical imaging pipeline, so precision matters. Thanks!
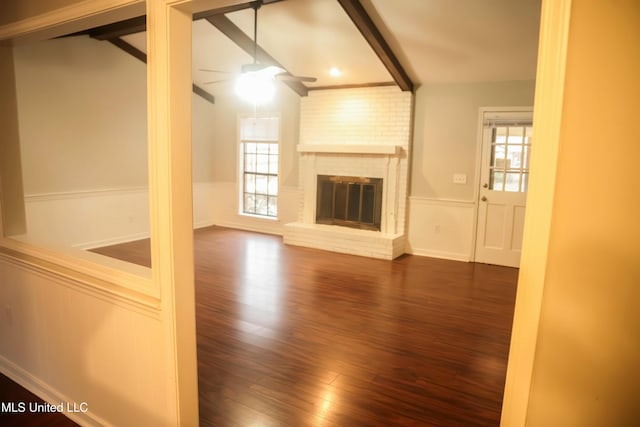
left=453, top=173, right=467, bottom=184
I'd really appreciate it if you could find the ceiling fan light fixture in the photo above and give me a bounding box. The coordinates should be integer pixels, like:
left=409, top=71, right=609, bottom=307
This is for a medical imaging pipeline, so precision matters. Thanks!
left=233, top=1, right=281, bottom=105
left=235, top=71, right=276, bottom=105
left=260, top=65, right=286, bottom=77
left=241, top=63, right=285, bottom=76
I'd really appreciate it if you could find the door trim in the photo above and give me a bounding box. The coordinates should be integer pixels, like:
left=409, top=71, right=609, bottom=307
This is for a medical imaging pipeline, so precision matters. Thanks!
left=500, top=0, right=573, bottom=424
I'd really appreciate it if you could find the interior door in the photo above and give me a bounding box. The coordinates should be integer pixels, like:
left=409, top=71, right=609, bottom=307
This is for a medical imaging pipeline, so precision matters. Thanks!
left=475, top=112, right=533, bottom=268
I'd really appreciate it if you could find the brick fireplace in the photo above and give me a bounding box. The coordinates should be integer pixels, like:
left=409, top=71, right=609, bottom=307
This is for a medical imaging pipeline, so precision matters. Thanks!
left=283, top=86, right=413, bottom=259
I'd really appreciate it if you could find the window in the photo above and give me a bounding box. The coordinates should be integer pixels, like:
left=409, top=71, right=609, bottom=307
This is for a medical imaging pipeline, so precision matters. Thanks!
left=239, top=115, right=280, bottom=217
left=490, top=124, right=533, bottom=192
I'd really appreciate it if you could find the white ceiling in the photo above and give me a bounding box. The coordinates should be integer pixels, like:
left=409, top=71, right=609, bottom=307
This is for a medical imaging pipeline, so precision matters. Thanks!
left=368, top=0, right=541, bottom=84
left=122, top=0, right=541, bottom=92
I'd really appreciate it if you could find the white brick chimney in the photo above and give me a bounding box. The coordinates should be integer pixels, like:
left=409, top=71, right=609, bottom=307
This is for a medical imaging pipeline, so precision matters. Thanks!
left=283, top=86, right=413, bottom=259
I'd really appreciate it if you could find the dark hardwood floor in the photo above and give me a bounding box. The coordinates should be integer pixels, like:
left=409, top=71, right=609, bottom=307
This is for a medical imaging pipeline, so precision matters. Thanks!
left=94, top=226, right=519, bottom=426
left=1, top=226, right=518, bottom=426
left=0, top=374, right=79, bottom=426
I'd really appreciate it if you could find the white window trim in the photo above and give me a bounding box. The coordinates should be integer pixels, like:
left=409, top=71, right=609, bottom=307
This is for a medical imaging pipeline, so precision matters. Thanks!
left=237, top=112, right=281, bottom=220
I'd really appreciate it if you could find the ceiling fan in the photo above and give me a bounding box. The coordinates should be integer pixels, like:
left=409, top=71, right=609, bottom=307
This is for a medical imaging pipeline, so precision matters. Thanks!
left=201, top=0, right=317, bottom=85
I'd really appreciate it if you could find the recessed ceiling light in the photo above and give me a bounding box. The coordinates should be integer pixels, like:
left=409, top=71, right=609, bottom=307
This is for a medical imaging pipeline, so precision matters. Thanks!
left=329, top=67, right=342, bottom=77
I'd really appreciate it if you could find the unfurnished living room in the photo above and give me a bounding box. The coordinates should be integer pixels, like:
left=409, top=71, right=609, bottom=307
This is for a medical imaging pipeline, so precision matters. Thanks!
left=1, top=0, right=639, bottom=426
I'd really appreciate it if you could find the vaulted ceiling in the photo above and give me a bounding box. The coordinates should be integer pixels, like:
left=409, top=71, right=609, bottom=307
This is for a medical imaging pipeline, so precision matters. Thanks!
left=87, top=0, right=541, bottom=99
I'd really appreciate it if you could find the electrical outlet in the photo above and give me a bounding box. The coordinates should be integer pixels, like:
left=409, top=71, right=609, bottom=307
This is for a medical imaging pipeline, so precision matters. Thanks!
left=453, top=173, right=467, bottom=184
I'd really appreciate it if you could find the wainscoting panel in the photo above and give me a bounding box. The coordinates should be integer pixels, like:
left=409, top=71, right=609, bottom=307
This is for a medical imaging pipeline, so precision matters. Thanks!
left=209, top=182, right=302, bottom=236
left=193, top=181, right=217, bottom=230
left=24, top=187, right=150, bottom=249
left=0, top=258, right=170, bottom=426
left=23, top=183, right=218, bottom=250
left=406, top=197, right=476, bottom=261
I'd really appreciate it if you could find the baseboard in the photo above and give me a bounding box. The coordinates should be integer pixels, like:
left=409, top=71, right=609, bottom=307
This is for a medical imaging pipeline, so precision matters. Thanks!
left=75, top=221, right=217, bottom=250
left=75, top=232, right=151, bottom=250
left=193, top=219, right=216, bottom=230
left=0, top=356, right=109, bottom=427
left=212, top=220, right=284, bottom=237
left=406, top=247, right=471, bottom=262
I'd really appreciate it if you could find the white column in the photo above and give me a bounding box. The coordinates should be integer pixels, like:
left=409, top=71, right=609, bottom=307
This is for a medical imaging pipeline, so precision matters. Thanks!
left=500, top=0, right=572, bottom=425
left=301, top=153, right=317, bottom=224
left=0, top=46, right=27, bottom=237
left=384, top=155, right=400, bottom=234
left=147, top=1, right=198, bottom=425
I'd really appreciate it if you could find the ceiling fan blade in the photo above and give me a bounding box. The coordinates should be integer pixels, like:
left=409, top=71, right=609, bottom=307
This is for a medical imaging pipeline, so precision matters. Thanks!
left=203, top=78, right=231, bottom=85
left=199, top=68, right=234, bottom=73
left=275, top=74, right=317, bottom=83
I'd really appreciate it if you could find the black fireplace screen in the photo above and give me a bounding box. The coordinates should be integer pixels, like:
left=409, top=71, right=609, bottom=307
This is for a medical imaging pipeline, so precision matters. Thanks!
left=316, top=175, right=382, bottom=231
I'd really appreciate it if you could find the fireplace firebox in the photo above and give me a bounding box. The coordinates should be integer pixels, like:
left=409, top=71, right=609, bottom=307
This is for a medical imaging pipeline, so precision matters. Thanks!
left=316, top=175, right=382, bottom=231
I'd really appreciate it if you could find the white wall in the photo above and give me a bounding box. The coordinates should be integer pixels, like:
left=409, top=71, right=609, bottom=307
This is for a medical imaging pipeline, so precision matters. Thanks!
left=13, top=35, right=220, bottom=248
left=407, top=81, right=536, bottom=260
left=14, top=36, right=148, bottom=195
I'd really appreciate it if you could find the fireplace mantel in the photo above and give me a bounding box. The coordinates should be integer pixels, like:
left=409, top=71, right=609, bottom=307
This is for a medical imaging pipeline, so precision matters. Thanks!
left=297, top=144, right=401, bottom=156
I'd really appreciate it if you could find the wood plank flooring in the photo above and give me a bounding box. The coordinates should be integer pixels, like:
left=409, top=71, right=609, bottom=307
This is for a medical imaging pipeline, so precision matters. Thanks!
left=93, top=226, right=519, bottom=426
left=1, top=226, right=518, bottom=426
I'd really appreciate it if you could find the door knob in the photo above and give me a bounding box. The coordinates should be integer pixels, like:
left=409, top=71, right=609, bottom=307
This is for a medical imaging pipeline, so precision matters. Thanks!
left=483, top=183, right=489, bottom=188
left=481, top=196, right=487, bottom=202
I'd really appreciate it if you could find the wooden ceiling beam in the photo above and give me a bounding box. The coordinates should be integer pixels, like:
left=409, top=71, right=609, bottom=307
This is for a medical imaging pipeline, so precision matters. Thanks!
left=205, top=14, right=308, bottom=97
left=308, top=81, right=396, bottom=91
left=193, top=0, right=285, bottom=21
left=87, top=16, right=146, bottom=40
left=337, top=0, right=414, bottom=92
left=107, top=37, right=146, bottom=62
left=81, top=1, right=283, bottom=39
left=107, top=38, right=215, bottom=105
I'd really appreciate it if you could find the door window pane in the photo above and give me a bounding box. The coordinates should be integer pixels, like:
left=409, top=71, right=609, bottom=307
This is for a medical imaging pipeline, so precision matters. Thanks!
left=491, top=171, right=505, bottom=191
left=489, top=124, right=532, bottom=192
left=505, top=172, right=521, bottom=192
left=507, top=145, right=523, bottom=168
